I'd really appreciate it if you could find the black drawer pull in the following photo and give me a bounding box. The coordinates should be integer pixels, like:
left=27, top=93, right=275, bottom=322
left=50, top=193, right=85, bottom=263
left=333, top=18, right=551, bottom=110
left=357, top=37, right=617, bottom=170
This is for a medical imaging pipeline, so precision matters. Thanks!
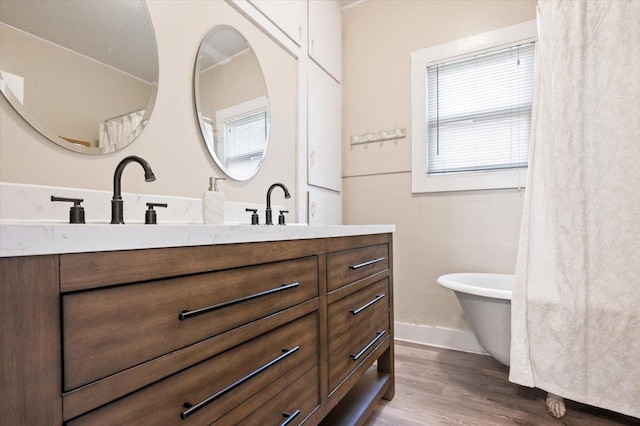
left=350, top=331, right=385, bottom=361
left=180, top=346, right=300, bottom=419
left=350, top=293, right=386, bottom=315
left=280, top=409, right=301, bottom=426
left=349, top=257, right=385, bottom=270
left=179, top=282, right=300, bottom=321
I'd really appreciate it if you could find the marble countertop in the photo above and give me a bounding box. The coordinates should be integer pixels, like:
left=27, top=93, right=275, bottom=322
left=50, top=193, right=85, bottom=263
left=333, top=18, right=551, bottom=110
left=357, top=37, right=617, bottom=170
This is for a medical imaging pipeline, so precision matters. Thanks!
left=0, top=221, right=395, bottom=257
left=0, top=182, right=393, bottom=257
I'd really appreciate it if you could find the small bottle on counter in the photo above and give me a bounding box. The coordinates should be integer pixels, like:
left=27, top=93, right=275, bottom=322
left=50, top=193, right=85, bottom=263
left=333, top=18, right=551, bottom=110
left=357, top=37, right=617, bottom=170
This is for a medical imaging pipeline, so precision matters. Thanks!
left=203, top=177, right=225, bottom=225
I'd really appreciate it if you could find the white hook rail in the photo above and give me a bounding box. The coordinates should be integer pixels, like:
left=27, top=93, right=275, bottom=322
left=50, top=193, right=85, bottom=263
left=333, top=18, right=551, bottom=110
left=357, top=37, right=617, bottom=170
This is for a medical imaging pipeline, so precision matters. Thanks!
left=350, top=127, right=406, bottom=146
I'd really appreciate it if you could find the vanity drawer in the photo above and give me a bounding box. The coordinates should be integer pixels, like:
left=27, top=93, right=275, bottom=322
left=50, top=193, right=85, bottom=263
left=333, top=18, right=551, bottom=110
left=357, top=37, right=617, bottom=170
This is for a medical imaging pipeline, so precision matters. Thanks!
left=63, top=256, right=318, bottom=390
left=216, top=366, right=319, bottom=426
left=327, top=278, right=390, bottom=391
left=67, top=313, right=318, bottom=426
left=326, top=244, right=389, bottom=291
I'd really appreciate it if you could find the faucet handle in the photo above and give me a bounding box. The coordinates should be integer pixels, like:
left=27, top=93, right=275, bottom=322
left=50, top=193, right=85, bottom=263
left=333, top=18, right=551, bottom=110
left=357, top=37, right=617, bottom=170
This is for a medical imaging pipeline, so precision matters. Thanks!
left=245, top=208, right=259, bottom=225
left=278, top=210, right=289, bottom=226
left=145, top=202, right=168, bottom=225
left=51, top=196, right=85, bottom=224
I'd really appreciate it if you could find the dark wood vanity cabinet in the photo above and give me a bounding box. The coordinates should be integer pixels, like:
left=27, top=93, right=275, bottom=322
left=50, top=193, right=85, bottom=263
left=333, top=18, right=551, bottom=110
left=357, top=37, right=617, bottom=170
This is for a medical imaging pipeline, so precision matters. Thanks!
left=1, top=233, right=394, bottom=425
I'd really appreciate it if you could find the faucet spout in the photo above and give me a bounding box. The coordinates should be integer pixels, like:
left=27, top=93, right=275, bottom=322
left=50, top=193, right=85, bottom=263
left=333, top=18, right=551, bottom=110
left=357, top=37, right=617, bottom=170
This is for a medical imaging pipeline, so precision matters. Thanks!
left=265, top=183, right=290, bottom=225
left=111, top=156, right=156, bottom=224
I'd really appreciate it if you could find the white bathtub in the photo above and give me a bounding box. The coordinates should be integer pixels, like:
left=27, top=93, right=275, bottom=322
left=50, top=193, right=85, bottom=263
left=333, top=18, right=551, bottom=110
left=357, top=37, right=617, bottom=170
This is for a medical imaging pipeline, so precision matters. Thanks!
left=437, top=273, right=514, bottom=366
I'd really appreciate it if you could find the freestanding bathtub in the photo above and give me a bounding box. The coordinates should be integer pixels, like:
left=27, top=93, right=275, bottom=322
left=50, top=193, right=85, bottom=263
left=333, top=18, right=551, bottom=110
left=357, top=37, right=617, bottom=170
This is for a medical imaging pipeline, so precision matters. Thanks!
left=437, top=273, right=514, bottom=366
left=437, top=273, right=569, bottom=419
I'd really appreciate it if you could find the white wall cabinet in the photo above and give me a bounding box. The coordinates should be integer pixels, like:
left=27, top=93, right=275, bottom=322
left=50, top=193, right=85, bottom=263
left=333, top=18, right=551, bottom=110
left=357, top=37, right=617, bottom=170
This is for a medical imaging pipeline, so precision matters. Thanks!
left=308, top=0, right=342, bottom=82
left=232, top=0, right=343, bottom=224
left=308, top=61, right=342, bottom=193
left=308, top=186, right=342, bottom=225
left=248, top=0, right=306, bottom=45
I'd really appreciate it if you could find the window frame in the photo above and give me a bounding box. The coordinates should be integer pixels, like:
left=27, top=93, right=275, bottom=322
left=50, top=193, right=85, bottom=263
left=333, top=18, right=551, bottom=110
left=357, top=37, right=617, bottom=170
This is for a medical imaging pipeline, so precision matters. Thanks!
left=411, top=20, right=537, bottom=193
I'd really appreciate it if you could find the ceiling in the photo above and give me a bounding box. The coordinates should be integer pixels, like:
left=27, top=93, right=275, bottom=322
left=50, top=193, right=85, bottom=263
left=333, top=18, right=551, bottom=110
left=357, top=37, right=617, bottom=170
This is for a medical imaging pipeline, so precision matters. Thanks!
left=199, top=27, right=250, bottom=71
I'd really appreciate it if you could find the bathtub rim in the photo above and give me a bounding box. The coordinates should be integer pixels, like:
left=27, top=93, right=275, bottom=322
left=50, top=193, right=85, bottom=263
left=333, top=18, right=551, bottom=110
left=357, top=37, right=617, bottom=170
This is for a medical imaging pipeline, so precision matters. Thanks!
left=437, top=272, right=513, bottom=300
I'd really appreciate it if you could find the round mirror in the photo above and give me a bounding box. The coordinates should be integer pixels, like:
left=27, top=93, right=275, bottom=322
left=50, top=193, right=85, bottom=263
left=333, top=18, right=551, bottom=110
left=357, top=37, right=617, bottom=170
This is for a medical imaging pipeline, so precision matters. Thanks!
left=0, top=0, right=159, bottom=154
left=195, top=25, right=270, bottom=181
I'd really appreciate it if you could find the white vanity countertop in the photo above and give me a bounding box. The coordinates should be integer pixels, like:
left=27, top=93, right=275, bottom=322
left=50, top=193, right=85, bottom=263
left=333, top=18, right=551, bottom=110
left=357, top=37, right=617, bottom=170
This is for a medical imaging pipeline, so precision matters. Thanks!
left=0, top=221, right=395, bottom=257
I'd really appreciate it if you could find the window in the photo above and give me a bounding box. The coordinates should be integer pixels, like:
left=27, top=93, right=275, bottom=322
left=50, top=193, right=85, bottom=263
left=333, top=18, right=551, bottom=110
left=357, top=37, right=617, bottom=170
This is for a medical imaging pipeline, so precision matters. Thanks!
left=411, top=21, right=537, bottom=193
left=427, top=43, right=535, bottom=174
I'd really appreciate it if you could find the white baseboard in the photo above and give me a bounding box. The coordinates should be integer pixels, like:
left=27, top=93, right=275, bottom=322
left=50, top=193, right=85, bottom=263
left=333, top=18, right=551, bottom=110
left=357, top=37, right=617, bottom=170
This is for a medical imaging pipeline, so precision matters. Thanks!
left=394, top=322, right=488, bottom=355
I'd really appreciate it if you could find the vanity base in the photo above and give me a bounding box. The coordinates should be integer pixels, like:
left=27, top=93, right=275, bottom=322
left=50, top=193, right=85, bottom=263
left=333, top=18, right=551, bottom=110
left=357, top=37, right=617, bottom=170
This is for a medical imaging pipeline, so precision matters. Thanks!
left=1, top=233, right=394, bottom=425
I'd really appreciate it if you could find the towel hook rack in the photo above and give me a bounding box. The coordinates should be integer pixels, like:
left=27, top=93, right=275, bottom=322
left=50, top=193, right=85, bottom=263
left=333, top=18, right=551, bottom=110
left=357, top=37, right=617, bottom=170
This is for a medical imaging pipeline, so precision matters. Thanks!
left=350, top=127, right=406, bottom=146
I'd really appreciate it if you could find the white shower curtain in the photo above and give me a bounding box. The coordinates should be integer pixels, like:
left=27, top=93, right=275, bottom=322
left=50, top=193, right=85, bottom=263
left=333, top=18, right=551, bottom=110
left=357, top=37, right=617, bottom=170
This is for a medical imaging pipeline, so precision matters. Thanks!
left=98, top=109, right=146, bottom=152
left=510, top=0, right=640, bottom=418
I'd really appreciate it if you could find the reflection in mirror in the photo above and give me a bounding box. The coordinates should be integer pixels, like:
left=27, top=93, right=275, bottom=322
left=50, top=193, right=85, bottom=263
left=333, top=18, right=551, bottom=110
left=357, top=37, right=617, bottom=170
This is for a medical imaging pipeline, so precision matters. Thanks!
left=0, top=0, right=159, bottom=154
left=195, top=25, right=270, bottom=181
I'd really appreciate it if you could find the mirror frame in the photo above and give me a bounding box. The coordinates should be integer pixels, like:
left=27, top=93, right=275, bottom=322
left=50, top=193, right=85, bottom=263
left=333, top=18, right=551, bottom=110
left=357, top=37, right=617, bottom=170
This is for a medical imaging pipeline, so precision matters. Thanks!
left=194, top=24, right=270, bottom=181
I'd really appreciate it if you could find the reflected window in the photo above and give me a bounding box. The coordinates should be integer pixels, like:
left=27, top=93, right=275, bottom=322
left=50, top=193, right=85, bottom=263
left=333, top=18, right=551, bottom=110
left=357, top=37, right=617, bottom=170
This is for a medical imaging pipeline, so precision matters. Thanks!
left=215, top=96, right=269, bottom=179
left=0, top=70, right=24, bottom=104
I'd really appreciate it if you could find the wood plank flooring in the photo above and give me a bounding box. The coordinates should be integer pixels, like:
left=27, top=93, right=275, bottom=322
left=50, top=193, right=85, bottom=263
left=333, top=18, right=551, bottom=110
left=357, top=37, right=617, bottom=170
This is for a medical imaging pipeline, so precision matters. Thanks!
left=364, top=341, right=639, bottom=426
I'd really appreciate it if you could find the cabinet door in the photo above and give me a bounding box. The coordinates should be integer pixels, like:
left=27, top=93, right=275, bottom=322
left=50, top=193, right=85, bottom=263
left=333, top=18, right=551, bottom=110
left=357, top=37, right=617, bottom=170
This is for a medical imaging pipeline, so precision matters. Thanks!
left=308, top=61, right=342, bottom=192
left=308, top=0, right=342, bottom=82
left=249, top=0, right=306, bottom=46
left=308, top=186, right=342, bottom=225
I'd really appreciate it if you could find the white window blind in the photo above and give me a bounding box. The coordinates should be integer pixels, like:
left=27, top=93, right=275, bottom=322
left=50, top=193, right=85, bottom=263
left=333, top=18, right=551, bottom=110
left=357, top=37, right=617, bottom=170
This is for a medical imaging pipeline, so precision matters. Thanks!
left=222, top=108, right=270, bottom=178
left=426, top=42, right=535, bottom=175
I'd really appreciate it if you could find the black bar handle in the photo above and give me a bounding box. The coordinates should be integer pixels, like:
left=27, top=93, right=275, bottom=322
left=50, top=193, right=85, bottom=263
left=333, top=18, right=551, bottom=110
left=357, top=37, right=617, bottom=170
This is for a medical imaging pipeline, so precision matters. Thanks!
left=350, top=331, right=386, bottom=361
left=350, top=294, right=386, bottom=315
left=179, top=282, right=299, bottom=321
left=180, top=346, right=300, bottom=419
left=51, top=196, right=83, bottom=204
left=349, top=257, right=385, bottom=270
left=146, top=202, right=168, bottom=208
left=280, top=409, right=301, bottom=426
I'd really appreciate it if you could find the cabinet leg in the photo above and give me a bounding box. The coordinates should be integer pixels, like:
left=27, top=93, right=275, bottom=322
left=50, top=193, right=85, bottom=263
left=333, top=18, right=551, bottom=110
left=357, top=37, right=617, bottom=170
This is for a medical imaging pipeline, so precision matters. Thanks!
left=377, top=342, right=395, bottom=400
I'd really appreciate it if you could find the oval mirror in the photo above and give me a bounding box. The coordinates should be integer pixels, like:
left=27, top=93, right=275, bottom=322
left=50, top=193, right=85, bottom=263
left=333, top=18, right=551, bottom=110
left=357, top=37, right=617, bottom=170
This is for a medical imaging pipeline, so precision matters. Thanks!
left=0, top=0, right=159, bottom=154
left=195, top=25, right=270, bottom=181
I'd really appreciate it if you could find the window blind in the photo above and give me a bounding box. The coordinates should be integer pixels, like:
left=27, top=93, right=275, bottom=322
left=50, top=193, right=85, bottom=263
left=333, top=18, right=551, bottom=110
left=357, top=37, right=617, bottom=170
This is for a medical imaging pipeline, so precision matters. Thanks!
left=426, top=42, right=535, bottom=175
left=223, top=108, right=270, bottom=178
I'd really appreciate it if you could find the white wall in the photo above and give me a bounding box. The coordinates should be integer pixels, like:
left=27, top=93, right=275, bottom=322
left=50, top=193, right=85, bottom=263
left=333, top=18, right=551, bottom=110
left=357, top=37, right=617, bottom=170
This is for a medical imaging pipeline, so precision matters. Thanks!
left=342, top=0, right=536, bottom=342
left=0, top=1, right=297, bottom=214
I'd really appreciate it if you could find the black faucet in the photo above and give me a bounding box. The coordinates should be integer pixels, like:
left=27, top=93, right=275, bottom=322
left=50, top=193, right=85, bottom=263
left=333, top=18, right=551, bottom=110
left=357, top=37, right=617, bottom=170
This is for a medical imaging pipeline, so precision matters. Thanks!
left=111, top=156, right=156, bottom=224
left=265, top=183, right=290, bottom=225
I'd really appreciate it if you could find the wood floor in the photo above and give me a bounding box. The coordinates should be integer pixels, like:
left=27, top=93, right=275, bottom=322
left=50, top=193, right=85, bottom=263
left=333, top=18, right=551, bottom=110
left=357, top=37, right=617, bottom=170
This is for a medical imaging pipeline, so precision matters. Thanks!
left=364, top=341, right=639, bottom=426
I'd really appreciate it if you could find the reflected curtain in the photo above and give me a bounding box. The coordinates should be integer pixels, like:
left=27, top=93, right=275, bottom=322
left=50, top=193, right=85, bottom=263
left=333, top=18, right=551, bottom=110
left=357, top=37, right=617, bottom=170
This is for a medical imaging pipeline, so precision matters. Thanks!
left=98, top=109, right=145, bottom=152
left=510, top=0, right=640, bottom=418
